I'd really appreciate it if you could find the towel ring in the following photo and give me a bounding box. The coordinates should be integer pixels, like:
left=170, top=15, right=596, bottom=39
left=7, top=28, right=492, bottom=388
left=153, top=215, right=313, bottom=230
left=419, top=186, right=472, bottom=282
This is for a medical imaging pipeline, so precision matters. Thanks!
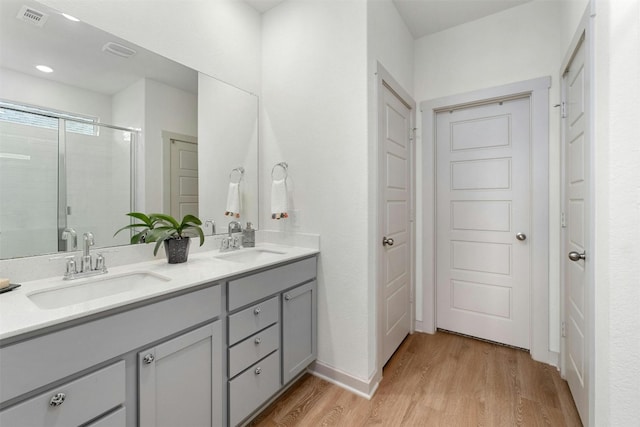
left=271, top=162, right=288, bottom=180
left=229, top=167, right=245, bottom=184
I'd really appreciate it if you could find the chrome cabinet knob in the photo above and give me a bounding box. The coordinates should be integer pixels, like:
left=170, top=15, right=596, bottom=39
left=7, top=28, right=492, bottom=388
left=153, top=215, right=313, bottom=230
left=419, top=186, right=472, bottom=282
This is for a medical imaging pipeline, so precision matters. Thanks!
left=568, top=251, right=586, bottom=262
left=382, top=237, right=394, bottom=246
left=284, top=294, right=292, bottom=301
left=49, top=392, right=66, bottom=407
left=254, top=337, right=262, bottom=344
left=142, top=353, right=155, bottom=365
left=516, top=232, right=527, bottom=241
left=255, top=367, right=262, bottom=375
left=253, top=307, right=261, bottom=315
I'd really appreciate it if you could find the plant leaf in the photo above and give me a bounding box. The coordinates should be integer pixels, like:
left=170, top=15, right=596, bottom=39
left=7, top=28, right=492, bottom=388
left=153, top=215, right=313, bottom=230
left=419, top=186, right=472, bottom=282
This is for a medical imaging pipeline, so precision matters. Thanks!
left=150, top=213, right=180, bottom=230
left=126, top=212, right=155, bottom=226
left=181, top=214, right=202, bottom=227
left=113, top=223, right=149, bottom=237
left=189, top=225, right=205, bottom=246
left=152, top=229, right=178, bottom=255
left=145, top=226, right=175, bottom=243
left=131, top=230, right=148, bottom=244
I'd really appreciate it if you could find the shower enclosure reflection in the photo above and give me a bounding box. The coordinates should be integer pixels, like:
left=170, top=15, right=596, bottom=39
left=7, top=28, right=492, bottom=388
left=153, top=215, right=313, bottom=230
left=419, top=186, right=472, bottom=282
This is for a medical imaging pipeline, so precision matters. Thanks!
left=0, top=103, right=136, bottom=259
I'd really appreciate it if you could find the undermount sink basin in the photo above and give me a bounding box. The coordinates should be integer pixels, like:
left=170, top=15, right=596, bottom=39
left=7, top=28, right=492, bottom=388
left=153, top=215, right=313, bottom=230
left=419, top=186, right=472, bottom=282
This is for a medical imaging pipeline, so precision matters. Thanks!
left=28, top=271, right=172, bottom=310
left=215, top=248, right=286, bottom=264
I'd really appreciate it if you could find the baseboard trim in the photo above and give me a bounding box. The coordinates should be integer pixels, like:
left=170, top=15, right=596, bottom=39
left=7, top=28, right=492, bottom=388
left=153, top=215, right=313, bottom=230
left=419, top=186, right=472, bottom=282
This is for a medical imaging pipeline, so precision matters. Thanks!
left=308, top=360, right=379, bottom=400
left=414, top=320, right=424, bottom=333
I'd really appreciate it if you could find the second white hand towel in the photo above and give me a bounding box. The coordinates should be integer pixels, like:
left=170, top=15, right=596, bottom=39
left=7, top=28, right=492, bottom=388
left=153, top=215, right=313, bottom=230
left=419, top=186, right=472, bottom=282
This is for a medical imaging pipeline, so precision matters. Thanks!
left=225, top=182, right=240, bottom=218
left=271, top=179, right=288, bottom=220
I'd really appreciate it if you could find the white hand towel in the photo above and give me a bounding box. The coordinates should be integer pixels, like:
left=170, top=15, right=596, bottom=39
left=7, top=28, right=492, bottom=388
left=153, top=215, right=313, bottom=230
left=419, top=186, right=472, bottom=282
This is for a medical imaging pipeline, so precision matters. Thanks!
left=271, top=179, right=288, bottom=220
left=225, top=182, right=240, bottom=218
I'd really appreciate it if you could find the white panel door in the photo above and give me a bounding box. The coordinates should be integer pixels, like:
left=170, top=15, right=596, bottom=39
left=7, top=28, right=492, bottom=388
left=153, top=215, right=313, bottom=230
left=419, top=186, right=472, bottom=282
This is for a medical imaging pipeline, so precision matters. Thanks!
left=564, top=37, right=589, bottom=426
left=170, top=139, right=198, bottom=218
left=381, top=84, right=411, bottom=365
left=436, top=97, right=531, bottom=349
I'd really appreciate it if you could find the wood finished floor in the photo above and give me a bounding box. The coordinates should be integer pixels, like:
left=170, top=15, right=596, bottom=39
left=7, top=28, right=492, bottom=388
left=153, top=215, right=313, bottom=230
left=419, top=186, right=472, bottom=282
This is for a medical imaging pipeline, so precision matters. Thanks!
left=249, top=332, right=582, bottom=426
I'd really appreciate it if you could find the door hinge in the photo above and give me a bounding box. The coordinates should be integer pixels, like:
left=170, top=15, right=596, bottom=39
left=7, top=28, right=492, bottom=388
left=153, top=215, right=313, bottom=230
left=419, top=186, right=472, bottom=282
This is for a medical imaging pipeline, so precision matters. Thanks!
left=409, top=127, right=417, bottom=142
left=561, top=321, right=566, bottom=338
left=561, top=211, right=567, bottom=228
left=561, top=101, right=567, bottom=118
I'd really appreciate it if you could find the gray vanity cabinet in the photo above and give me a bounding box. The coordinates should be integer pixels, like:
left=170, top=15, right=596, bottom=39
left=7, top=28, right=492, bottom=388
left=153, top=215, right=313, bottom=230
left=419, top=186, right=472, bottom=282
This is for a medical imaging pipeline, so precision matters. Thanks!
left=139, top=321, right=222, bottom=427
left=226, top=256, right=317, bottom=426
left=282, top=280, right=317, bottom=384
left=0, top=284, right=222, bottom=427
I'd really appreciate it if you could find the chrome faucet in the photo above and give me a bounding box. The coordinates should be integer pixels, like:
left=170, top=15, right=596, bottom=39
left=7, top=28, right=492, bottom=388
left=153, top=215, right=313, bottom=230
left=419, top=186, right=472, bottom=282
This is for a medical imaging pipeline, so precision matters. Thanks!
left=81, top=232, right=95, bottom=273
left=220, top=221, right=242, bottom=252
left=63, top=231, right=107, bottom=280
left=204, top=219, right=216, bottom=236
left=228, top=221, right=242, bottom=236
left=61, top=227, right=77, bottom=251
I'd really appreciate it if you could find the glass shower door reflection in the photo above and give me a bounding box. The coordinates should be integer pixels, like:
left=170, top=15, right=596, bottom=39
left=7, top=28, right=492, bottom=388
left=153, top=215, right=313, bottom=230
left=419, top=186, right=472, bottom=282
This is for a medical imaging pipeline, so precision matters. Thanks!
left=64, top=122, right=134, bottom=250
left=0, top=113, right=59, bottom=259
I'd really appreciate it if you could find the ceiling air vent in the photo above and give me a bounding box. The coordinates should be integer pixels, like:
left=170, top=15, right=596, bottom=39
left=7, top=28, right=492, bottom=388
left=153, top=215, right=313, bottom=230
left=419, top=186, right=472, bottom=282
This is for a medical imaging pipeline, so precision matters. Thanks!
left=16, top=5, right=49, bottom=27
left=102, top=42, right=137, bottom=59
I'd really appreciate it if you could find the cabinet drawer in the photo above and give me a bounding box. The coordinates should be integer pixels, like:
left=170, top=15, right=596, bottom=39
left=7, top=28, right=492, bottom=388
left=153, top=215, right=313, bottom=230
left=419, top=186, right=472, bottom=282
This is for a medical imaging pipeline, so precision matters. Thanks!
left=0, top=360, right=125, bottom=427
left=228, top=296, right=278, bottom=345
left=228, top=257, right=317, bottom=311
left=229, top=350, right=280, bottom=427
left=229, top=323, right=279, bottom=378
left=86, top=406, right=126, bottom=427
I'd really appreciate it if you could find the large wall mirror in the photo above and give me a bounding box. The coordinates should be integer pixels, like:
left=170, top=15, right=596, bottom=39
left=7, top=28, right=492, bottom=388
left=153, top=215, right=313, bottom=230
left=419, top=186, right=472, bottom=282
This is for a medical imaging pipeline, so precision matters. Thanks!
left=0, top=0, right=259, bottom=260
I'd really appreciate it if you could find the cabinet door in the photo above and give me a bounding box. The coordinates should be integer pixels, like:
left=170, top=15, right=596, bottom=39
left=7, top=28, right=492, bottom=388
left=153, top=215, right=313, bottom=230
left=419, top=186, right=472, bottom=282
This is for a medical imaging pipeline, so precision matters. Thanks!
left=138, top=322, right=222, bottom=427
left=282, top=280, right=317, bottom=384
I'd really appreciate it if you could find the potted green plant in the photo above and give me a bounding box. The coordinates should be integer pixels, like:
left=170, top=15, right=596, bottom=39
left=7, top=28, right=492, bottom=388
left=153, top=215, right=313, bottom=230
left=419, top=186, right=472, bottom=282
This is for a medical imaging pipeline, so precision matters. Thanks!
left=115, top=212, right=205, bottom=263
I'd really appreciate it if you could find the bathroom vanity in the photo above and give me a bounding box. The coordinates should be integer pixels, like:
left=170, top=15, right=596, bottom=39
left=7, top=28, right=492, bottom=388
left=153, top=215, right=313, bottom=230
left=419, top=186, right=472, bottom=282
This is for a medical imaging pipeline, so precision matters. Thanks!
left=0, top=245, right=318, bottom=427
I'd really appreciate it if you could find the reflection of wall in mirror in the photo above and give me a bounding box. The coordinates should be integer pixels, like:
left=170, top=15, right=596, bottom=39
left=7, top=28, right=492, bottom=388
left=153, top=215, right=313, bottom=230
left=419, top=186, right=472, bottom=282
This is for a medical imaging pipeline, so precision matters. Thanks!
left=111, top=77, right=197, bottom=214
left=198, top=74, right=258, bottom=233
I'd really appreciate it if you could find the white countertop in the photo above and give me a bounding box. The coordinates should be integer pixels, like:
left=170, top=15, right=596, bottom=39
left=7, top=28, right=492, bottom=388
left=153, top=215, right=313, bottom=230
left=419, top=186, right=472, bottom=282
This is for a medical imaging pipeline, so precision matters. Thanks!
left=0, top=243, right=318, bottom=341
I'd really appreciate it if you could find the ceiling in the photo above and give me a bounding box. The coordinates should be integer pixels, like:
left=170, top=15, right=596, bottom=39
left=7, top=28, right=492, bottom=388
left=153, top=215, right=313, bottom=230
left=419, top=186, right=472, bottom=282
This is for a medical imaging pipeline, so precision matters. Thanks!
left=245, top=0, right=534, bottom=39
left=0, top=0, right=196, bottom=96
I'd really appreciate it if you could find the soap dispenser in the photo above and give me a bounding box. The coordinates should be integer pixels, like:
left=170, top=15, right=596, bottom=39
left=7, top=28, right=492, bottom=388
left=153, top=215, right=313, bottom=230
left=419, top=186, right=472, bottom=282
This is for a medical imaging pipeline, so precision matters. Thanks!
left=242, top=222, right=255, bottom=247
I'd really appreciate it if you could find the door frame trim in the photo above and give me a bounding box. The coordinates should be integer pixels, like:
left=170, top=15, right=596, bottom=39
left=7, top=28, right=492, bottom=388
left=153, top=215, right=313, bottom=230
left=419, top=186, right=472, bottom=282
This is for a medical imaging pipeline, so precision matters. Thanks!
left=162, top=130, right=197, bottom=214
left=420, top=77, right=554, bottom=365
left=374, top=62, right=416, bottom=382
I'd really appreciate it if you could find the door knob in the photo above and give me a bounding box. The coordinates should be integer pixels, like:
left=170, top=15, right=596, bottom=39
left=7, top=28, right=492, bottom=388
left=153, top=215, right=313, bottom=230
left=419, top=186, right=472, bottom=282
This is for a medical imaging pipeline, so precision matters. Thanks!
left=516, top=232, right=527, bottom=241
left=568, top=251, right=586, bottom=262
left=382, top=237, right=394, bottom=247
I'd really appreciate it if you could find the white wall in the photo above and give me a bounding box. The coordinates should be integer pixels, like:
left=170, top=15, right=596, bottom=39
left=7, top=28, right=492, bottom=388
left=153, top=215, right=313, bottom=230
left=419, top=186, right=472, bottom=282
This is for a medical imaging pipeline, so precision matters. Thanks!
left=560, top=0, right=590, bottom=52
left=38, top=0, right=261, bottom=94
left=198, top=74, right=258, bottom=230
left=593, top=0, right=640, bottom=424
left=144, top=79, right=197, bottom=213
left=413, top=0, right=563, bottom=352
left=111, top=78, right=197, bottom=214
left=261, top=0, right=372, bottom=383
left=0, top=68, right=112, bottom=123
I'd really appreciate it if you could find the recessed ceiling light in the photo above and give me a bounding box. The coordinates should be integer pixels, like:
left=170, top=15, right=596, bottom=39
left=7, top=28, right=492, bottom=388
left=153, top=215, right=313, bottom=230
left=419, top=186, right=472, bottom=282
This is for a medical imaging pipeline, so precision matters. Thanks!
left=36, top=65, right=53, bottom=73
left=61, top=13, right=80, bottom=22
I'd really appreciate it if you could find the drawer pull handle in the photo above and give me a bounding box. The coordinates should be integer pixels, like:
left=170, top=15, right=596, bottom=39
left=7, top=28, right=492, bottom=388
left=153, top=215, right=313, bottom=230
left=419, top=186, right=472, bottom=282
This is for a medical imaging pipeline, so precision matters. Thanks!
left=255, top=367, right=262, bottom=375
left=49, top=392, right=66, bottom=407
left=143, top=353, right=155, bottom=365
left=254, top=337, right=262, bottom=344
left=254, top=307, right=261, bottom=315
left=284, top=294, right=292, bottom=301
